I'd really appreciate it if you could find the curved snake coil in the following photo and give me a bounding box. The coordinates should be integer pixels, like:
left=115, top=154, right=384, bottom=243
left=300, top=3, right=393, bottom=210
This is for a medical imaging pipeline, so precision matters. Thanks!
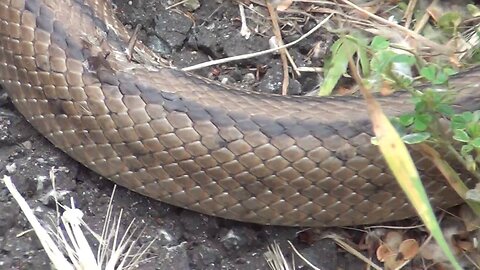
left=1, top=0, right=480, bottom=226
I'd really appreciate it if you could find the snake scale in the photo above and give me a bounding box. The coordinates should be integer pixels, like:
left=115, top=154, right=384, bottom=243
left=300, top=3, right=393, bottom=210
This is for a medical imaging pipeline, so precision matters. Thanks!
left=1, top=0, right=480, bottom=226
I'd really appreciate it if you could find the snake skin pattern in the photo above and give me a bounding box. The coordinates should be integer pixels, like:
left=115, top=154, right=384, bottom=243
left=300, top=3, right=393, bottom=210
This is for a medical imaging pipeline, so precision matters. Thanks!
left=1, top=0, right=480, bottom=226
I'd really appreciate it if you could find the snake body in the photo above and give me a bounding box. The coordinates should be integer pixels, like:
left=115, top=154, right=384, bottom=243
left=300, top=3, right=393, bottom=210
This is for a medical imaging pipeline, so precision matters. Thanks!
left=1, top=0, right=480, bottom=226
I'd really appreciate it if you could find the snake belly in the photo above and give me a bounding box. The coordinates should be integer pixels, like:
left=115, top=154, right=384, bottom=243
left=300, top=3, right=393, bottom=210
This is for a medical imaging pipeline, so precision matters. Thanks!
left=0, top=0, right=479, bottom=226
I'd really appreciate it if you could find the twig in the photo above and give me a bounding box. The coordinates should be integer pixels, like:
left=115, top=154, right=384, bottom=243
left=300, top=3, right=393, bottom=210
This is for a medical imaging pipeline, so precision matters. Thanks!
left=365, top=224, right=425, bottom=230
left=340, top=0, right=453, bottom=55
left=165, top=0, right=188, bottom=10
left=2, top=176, right=74, bottom=270
left=296, top=67, right=323, bottom=73
left=267, top=2, right=290, bottom=95
left=403, top=0, right=418, bottom=28
left=181, top=14, right=332, bottom=71
left=321, top=235, right=383, bottom=270
left=413, top=0, right=438, bottom=34
left=287, top=241, right=322, bottom=270
left=126, top=24, right=142, bottom=61
left=239, top=4, right=251, bottom=39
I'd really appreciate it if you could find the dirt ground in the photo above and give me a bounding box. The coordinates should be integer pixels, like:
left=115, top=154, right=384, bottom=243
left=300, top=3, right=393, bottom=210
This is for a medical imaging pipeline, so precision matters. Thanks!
left=0, top=0, right=436, bottom=269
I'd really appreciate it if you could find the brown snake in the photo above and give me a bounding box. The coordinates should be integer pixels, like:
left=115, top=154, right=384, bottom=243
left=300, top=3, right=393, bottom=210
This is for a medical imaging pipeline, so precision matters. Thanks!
left=1, top=0, right=480, bottom=227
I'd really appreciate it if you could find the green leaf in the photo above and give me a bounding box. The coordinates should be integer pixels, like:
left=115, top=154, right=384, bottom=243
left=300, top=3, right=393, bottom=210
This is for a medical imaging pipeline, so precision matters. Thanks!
left=443, top=67, right=456, bottom=76
left=472, top=110, right=480, bottom=122
left=462, top=144, right=474, bottom=156
left=437, top=12, right=462, bottom=33
left=358, top=44, right=370, bottom=77
left=370, top=36, right=389, bottom=51
left=460, top=111, right=474, bottom=123
left=435, top=70, right=449, bottom=84
left=391, top=54, right=416, bottom=65
left=399, top=114, right=414, bottom=126
left=437, top=104, right=454, bottom=116
left=370, top=50, right=396, bottom=74
left=319, top=37, right=357, bottom=96
left=453, top=129, right=470, bottom=142
left=467, top=4, right=480, bottom=17
left=420, top=65, right=437, bottom=82
left=371, top=101, right=463, bottom=270
left=402, top=132, right=431, bottom=144
left=419, top=65, right=453, bottom=85
left=452, top=114, right=468, bottom=129
left=471, top=137, right=480, bottom=148
left=413, top=114, right=432, bottom=132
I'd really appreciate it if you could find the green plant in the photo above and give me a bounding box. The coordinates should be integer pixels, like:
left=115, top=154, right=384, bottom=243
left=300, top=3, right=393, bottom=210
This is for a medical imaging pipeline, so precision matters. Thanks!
left=337, top=33, right=480, bottom=269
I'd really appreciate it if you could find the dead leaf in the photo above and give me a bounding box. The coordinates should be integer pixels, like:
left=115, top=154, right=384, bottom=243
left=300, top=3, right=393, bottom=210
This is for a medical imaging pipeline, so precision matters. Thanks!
left=398, top=239, right=419, bottom=260
left=456, top=240, right=474, bottom=252
left=377, top=244, right=394, bottom=262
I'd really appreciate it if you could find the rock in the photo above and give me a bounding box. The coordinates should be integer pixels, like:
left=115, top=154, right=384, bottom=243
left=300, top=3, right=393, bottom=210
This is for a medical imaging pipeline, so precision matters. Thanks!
left=146, top=35, right=172, bottom=55
left=257, top=63, right=303, bottom=94
left=219, top=226, right=257, bottom=251
left=188, top=25, right=219, bottom=57
left=154, top=10, right=193, bottom=50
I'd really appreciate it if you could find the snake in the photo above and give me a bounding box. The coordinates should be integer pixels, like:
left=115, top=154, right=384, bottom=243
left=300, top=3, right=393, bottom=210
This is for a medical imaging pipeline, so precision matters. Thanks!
left=1, top=0, right=480, bottom=227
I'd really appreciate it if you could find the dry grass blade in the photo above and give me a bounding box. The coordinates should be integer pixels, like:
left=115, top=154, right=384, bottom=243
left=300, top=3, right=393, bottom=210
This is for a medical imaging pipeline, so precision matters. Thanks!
left=267, top=2, right=290, bottom=95
left=340, top=0, right=453, bottom=55
left=2, top=173, right=155, bottom=270
left=287, top=241, right=323, bottom=270
left=322, top=234, right=383, bottom=270
left=264, top=241, right=292, bottom=270
left=403, top=0, right=418, bottom=28
left=2, top=175, right=74, bottom=270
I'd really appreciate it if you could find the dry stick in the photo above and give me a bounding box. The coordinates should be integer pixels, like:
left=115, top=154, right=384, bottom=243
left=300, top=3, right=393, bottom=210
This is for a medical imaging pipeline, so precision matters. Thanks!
left=340, top=0, right=453, bottom=55
left=403, top=0, right=418, bottom=28
left=165, top=0, right=189, bottom=10
left=267, top=2, right=290, bottom=95
left=365, top=224, right=425, bottom=230
left=287, top=241, right=322, bottom=270
left=126, top=24, right=142, bottom=61
left=238, top=4, right=251, bottom=39
left=182, top=14, right=332, bottom=72
left=2, top=176, right=74, bottom=270
left=413, top=0, right=438, bottom=34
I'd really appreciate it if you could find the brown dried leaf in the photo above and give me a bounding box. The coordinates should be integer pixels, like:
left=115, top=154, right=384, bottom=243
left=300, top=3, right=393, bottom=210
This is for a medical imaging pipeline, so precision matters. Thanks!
left=398, top=239, right=419, bottom=260
left=456, top=240, right=474, bottom=252
left=376, top=244, right=394, bottom=262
